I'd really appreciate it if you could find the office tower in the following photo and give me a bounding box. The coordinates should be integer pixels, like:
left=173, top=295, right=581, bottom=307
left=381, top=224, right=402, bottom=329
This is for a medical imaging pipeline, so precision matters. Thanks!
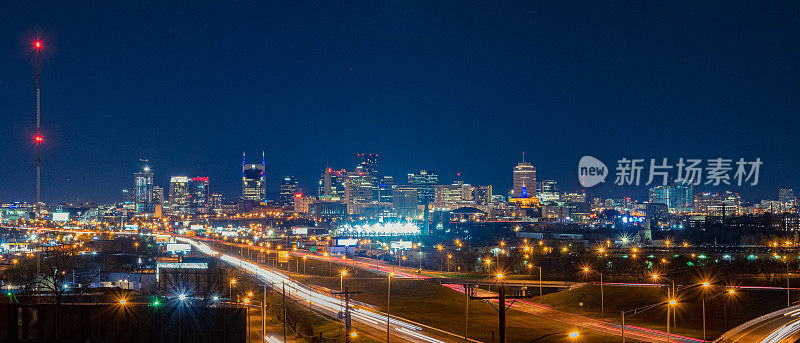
left=319, top=168, right=346, bottom=198
left=344, top=166, right=375, bottom=208
left=473, top=185, right=493, bottom=207
left=512, top=156, right=536, bottom=198
left=393, top=187, right=419, bottom=218
left=189, top=177, right=210, bottom=212
left=279, top=176, right=299, bottom=207
left=673, top=180, right=693, bottom=213
left=210, top=193, right=223, bottom=211
left=780, top=189, right=795, bottom=205
left=434, top=184, right=463, bottom=210
left=356, top=153, right=379, bottom=175
left=408, top=170, right=439, bottom=204
left=649, top=181, right=693, bottom=213
left=538, top=180, right=559, bottom=204
left=379, top=176, right=395, bottom=203
left=649, top=185, right=674, bottom=211
left=152, top=186, right=164, bottom=205
left=133, top=162, right=154, bottom=213
left=241, top=152, right=266, bottom=201
left=356, top=153, right=380, bottom=201
left=168, top=176, right=190, bottom=212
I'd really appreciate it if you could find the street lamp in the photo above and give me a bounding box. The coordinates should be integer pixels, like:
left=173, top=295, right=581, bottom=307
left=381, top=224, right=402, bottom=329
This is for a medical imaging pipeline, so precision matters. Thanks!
left=582, top=266, right=604, bottom=316
left=447, top=254, right=453, bottom=272
left=701, top=282, right=710, bottom=341
left=229, top=279, right=237, bottom=301
left=340, top=270, right=347, bottom=291
left=387, top=272, right=395, bottom=342
left=667, top=299, right=677, bottom=342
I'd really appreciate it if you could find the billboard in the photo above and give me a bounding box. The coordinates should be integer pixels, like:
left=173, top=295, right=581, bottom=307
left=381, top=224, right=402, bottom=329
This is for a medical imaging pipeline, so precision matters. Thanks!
left=390, top=241, right=413, bottom=250
left=166, top=243, right=191, bottom=254
left=278, top=251, right=290, bottom=263
left=292, top=227, right=308, bottom=235
left=337, top=238, right=358, bottom=247
left=190, top=224, right=204, bottom=231
left=52, top=212, right=70, bottom=222
left=124, top=224, right=139, bottom=232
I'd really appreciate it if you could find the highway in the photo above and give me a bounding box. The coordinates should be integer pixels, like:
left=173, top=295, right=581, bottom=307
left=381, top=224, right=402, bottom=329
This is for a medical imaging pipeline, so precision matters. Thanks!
left=177, top=237, right=470, bottom=343
left=211, top=239, right=705, bottom=342
left=715, top=305, right=800, bottom=343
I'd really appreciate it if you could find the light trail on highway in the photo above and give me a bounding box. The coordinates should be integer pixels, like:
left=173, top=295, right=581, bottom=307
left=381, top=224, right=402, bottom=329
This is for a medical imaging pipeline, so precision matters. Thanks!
left=177, top=237, right=461, bottom=343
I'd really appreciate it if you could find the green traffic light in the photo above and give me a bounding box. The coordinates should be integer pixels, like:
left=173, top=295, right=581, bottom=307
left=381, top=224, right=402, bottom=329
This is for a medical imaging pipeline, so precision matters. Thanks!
left=152, top=300, right=160, bottom=306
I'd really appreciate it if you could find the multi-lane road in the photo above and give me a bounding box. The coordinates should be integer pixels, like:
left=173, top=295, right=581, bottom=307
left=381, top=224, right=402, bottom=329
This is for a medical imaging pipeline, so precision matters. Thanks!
left=194, top=236, right=707, bottom=343
left=178, top=237, right=469, bottom=343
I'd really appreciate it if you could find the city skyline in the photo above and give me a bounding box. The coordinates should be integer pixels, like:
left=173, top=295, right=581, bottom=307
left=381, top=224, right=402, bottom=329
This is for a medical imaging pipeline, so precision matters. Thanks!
left=2, top=2, right=800, bottom=203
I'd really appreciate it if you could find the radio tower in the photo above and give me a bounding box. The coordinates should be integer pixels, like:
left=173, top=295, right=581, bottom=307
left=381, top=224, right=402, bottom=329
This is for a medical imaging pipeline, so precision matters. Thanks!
left=33, top=40, right=44, bottom=216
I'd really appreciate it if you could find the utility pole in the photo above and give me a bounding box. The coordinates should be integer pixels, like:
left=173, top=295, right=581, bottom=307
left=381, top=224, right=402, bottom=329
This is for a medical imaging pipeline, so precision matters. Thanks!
left=331, top=287, right=363, bottom=343
left=282, top=282, right=287, bottom=343
left=263, top=284, right=267, bottom=343
left=469, top=284, right=533, bottom=343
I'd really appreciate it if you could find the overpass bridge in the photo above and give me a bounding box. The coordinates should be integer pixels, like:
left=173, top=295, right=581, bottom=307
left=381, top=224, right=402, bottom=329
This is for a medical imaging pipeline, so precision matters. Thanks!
left=715, top=305, right=800, bottom=343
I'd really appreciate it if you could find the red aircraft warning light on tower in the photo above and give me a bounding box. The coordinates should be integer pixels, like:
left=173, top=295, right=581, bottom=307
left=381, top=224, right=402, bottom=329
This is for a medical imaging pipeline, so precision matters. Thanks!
left=33, top=39, right=44, bottom=216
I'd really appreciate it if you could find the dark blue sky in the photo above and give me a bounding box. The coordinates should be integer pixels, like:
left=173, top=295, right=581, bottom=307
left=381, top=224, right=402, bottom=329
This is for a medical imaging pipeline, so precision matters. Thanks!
left=2, top=1, right=799, bottom=204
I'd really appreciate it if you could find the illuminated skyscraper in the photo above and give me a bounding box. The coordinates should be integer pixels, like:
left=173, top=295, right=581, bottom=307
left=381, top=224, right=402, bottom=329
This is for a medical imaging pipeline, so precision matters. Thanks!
left=189, top=177, right=210, bottom=213
left=279, top=176, right=298, bottom=207
left=241, top=152, right=266, bottom=201
left=318, top=168, right=345, bottom=198
left=356, top=153, right=380, bottom=201
left=673, top=180, right=693, bottom=213
left=512, top=156, right=536, bottom=198
left=168, top=176, right=190, bottom=212
left=152, top=186, right=164, bottom=205
left=408, top=170, right=439, bottom=204
left=133, top=161, right=154, bottom=213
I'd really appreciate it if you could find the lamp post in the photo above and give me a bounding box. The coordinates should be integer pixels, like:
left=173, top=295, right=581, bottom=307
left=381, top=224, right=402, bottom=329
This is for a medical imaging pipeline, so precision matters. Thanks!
left=229, top=279, right=236, bottom=301
left=303, top=255, right=307, bottom=274
left=582, top=267, right=604, bottom=316
left=702, top=283, right=708, bottom=340
left=340, top=270, right=347, bottom=292
left=529, top=264, right=543, bottom=303
left=447, top=254, right=453, bottom=272
left=667, top=299, right=676, bottom=343
left=387, top=272, right=394, bottom=342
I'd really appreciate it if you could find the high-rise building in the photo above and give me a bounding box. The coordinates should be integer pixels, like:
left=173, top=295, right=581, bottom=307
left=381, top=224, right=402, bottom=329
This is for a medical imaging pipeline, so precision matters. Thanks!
left=780, top=189, right=795, bottom=205
left=649, top=180, right=693, bottom=213
left=538, top=180, right=559, bottom=204
left=318, top=168, right=346, bottom=198
left=242, top=152, right=266, bottom=202
left=210, top=193, right=224, bottom=211
left=392, top=187, right=419, bottom=218
left=168, top=176, right=190, bottom=212
left=673, top=180, right=693, bottom=213
left=189, top=177, right=210, bottom=213
left=133, top=162, right=154, bottom=213
left=279, top=176, right=299, bottom=207
left=512, top=159, right=536, bottom=198
left=378, top=176, right=395, bottom=203
left=344, top=166, right=375, bottom=213
left=152, top=186, right=164, bottom=205
left=434, top=184, right=464, bottom=211
left=408, top=170, right=439, bottom=204
left=356, top=153, right=380, bottom=201
left=649, top=185, right=674, bottom=210
left=473, top=185, right=493, bottom=207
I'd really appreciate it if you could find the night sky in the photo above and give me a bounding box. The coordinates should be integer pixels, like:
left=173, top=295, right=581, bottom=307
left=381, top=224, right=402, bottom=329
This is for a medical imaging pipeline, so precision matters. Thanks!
left=2, top=1, right=799, bottom=204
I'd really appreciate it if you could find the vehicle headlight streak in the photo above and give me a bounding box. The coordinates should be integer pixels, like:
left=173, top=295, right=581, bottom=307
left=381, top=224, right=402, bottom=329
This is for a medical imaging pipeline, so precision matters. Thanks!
left=177, top=238, right=444, bottom=341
